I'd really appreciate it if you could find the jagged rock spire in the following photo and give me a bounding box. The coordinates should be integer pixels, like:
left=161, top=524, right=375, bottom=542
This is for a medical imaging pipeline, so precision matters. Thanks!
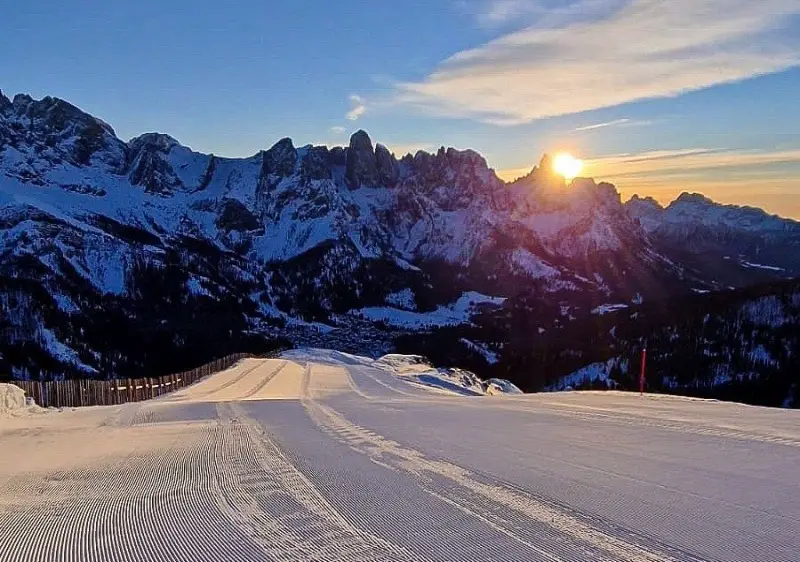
left=345, top=130, right=377, bottom=188
left=0, top=90, right=11, bottom=112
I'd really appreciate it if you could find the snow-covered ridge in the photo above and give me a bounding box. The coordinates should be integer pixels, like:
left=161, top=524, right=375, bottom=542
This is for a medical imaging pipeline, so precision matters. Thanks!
left=2, top=90, right=798, bottom=384
left=0, top=91, right=670, bottom=282
left=625, top=193, right=800, bottom=289
left=627, top=193, right=800, bottom=233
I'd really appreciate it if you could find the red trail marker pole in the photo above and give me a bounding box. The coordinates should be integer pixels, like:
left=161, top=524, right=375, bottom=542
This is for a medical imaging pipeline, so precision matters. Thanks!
left=639, top=347, right=647, bottom=396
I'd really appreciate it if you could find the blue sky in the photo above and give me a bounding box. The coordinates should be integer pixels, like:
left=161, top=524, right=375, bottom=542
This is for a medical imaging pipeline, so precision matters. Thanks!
left=3, top=0, right=800, bottom=216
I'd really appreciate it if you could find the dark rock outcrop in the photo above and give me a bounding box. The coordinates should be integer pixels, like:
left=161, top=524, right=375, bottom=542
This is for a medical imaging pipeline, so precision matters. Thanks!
left=301, top=146, right=333, bottom=182
left=345, top=130, right=377, bottom=188
left=127, top=134, right=183, bottom=195
left=375, top=143, right=399, bottom=187
left=257, top=138, right=297, bottom=198
left=215, top=198, right=262, bottom=232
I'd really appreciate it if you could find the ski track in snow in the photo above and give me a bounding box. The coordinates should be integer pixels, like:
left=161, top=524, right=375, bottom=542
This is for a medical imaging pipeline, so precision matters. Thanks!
left=2, top=354, right=800, bottom=561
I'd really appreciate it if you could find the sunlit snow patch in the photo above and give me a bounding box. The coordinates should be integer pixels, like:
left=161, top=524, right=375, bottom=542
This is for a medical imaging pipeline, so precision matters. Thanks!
left=740, top=261, right=785, bottom=272
left=591, top=303, right=629, bottom=315
left=0, top=384, right=46, bottom=417
left=376, top=354, right=521, bottom=396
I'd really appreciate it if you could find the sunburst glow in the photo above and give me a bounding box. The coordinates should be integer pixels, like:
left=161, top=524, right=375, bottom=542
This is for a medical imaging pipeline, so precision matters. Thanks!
left=552, top=152, right=584, bottom=180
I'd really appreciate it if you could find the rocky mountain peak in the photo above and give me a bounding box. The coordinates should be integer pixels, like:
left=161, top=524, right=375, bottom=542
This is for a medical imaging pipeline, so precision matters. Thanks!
left=626, top=195, right=666, bottom=232
left=11, top=93, right=34, bottom=109
left=673, top=192, right=715, bottom=207
left=349, top=129, right=373, bottom=151
left=538, top=153, right=552, bottom=172
left=628, top=194, right=663, bottom=209
left=300, top=145, right=332, bottom=182
left=375, top=143, right=399, bottom=186
left=0, top=92, right=124, bottom=170
left=0, top=91, right=11, bottom=112
left=444, top=147, right=489, bottom=172
left=255, top=137, right=298, bottom=199
left=128, top=133, right=181, bottom=154
left=11, top=95, right=115, bottom=137
left=509, top=154, right=564, bottom=190
left=345, top=130, right=378, bottom=188
left=263, top=137, right=297, bottom=177
left=595, top=181, right=622, bottom=205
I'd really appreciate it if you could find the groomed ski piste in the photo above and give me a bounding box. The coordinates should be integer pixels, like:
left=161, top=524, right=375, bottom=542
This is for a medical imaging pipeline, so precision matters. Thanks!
left=2, top=350, right=800, bottom=561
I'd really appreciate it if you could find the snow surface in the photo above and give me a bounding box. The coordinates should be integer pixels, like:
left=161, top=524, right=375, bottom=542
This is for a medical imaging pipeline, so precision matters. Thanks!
left=591, top=303, right=629, bottom=315
left=374, top=353, right=492, bottom=396
left=485, top=378, right=524, bottom=395
left=547, top=357, right=627, bottom=391
left=740, top=260, right=785, bottom=272
left=2, top=352, right=800, bottom=561
left=509, top=248, right=560, bottom=279
left=37, top=328, right=98, bottom=375
left=352, top=291, right=505, bottom=329
left=282, top=349, right=518, bottom=396
left=459, top=338, right=500, bottom=364
left=0, top=383, right=45, bottom=417
left=0, top=384, right=25, bottom=414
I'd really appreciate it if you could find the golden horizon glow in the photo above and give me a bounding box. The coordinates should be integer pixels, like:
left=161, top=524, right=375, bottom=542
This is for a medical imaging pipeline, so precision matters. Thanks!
left=553, top=152, right=584, bottom=180
left=495, top=146, right=800, bottom=219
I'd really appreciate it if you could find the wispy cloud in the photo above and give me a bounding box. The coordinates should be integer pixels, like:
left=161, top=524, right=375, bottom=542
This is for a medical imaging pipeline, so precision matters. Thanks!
left=586, top=147, right=800, bottom=177
left=586, top=146, right=800, bottom=213
left=462, top=0, right=616, bottom=29
left=473, top=0, right=532, bottom=25
left=574, top=118, right=631, bottom=131
left=484, top=0, right=526, bottom=22
left=573, top=118, right=653, bottom=131
left=401, top=0, right=800, bottom=124
left=329, top=126, right=346, bottom=134
left=346, top=95, right=366, bottom=121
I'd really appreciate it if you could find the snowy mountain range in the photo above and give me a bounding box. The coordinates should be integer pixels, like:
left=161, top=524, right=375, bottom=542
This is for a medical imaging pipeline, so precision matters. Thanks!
left=1, top=91, right=798, bottom=405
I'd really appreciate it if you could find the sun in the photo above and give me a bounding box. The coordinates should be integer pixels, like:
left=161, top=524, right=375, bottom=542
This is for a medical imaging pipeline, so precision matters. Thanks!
left=552, top=152, right=583, bottom=180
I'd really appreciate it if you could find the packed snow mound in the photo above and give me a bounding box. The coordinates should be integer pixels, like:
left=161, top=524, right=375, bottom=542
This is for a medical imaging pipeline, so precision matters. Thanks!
left=0, top=383, right=45, bottom=417
left=486, top=378, right=524, bottom=395
left=0, top=383, right=25, bottom=413
left=375, top=354, right=522, bottom=396
left=280, top=349, right=521, bottom=397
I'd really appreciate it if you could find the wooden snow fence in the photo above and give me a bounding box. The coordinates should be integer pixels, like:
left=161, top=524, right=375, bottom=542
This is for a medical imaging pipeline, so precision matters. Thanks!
left=13, top=351, right=283, bottom=409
